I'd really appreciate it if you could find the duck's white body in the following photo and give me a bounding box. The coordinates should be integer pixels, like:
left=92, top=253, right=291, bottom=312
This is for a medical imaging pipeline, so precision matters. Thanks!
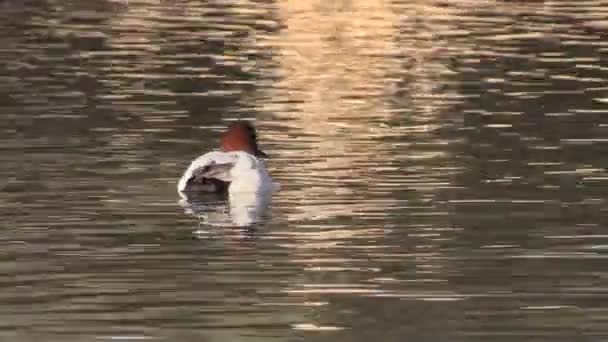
left=178, top=151, right=273, bottom=196
left=178, top=151, right=233, bottom=193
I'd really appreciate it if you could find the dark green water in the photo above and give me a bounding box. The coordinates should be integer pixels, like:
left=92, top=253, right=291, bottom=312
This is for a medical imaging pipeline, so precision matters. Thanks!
left=1, top=0, right=608, bottom=341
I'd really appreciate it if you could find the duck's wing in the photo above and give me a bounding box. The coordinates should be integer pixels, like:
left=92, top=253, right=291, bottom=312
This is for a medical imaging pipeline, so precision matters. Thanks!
left=190, top=161, right=234, bottom=182
left=177, top=151, right=237, bottom=193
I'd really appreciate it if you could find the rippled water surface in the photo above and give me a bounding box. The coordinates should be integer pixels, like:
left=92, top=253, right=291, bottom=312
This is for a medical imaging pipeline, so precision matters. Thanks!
left=2, top=0, right=608, bottom=340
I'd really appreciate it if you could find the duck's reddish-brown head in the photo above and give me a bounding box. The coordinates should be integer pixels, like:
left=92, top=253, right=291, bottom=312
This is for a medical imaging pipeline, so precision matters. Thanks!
left=220, top=121, right=268, bottom=158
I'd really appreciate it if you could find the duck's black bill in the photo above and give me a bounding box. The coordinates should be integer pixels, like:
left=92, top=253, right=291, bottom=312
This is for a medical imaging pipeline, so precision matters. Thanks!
left=255, top=149, right=269, bottom=158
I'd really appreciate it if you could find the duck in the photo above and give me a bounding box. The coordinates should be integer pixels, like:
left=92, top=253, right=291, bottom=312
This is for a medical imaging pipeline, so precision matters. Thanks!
left=177, top=121, right=270, bottom=195
left=178, top=151, right=274, bottom=226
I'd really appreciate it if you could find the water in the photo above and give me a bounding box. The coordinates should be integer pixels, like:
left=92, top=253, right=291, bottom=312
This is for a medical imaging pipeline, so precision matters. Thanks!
left=2, top=0, right=608, bottom=340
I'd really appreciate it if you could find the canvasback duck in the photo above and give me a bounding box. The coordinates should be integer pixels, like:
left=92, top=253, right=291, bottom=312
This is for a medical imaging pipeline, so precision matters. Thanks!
left=179, top=151, right=274, bottom=227
left=178, top=121, right=268, bottom=194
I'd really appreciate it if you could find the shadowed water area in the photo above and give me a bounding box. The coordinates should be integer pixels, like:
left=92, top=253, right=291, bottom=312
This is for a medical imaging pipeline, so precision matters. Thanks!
left=1, top=0, right=608, bottom=341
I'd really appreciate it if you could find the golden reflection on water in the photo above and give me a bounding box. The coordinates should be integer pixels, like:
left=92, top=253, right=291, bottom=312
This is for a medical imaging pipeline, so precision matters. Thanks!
left=254, top=0, right=465, bottom=224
